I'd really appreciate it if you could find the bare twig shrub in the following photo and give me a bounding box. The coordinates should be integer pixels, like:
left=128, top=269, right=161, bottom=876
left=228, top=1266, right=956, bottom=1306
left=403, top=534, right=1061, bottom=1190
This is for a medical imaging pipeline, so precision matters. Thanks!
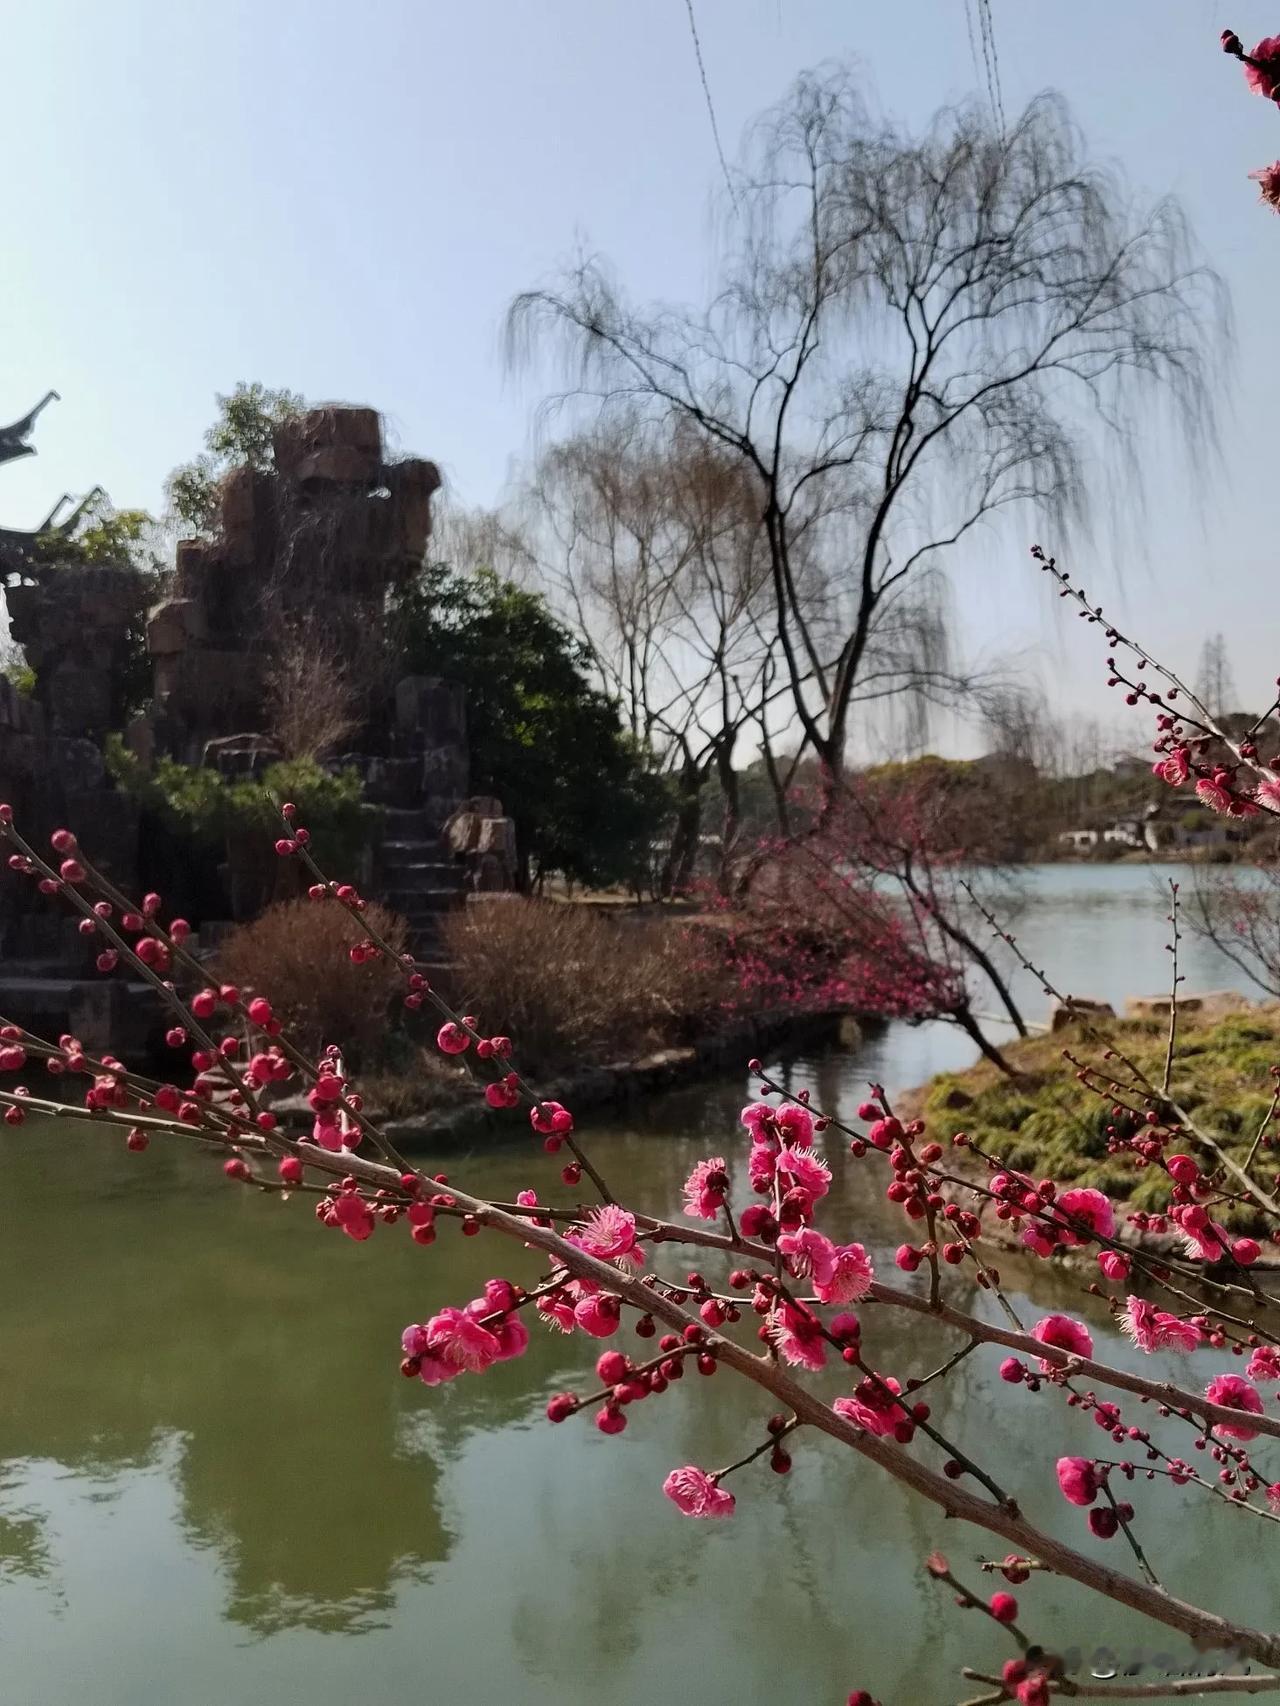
left=212, top=899, right=407, bottom=1058
left=263, top=626, right=362, bottom=761
left=358, top=1047, right=468, bottom=1117
left=1188, top=858, right=1280, bottom=999
left=441, top=899, right=728, bottom=1070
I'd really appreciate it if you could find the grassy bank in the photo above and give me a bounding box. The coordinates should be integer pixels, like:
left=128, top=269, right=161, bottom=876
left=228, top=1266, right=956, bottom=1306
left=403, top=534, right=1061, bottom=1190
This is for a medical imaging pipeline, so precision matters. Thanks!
left=917, top=1007, right=1280, bottom=1227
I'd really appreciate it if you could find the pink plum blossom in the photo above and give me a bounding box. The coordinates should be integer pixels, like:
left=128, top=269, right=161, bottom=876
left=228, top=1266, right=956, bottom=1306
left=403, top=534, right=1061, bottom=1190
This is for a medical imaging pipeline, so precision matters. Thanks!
left=1247, top=1345, right=1280, bottom=1382
left=422, top=1305, right=502, bottom=1374
left=1178, top=1213, right=1232, bottom=1262
left=775, top=1146, right=831, bottom=1212
left=1196, top=776, right=1232, bottom=815
left=1120, top=1297, right=1201, bottom=1355
left=776, top=1227, right=872, bottom=1302
left=662, top=1465, right=735, bottom=1518
left=1250, top=162, right=1280, bottom=213
left=834, top=1373, right=905, bottom=1437
left=817, top=1242, right=874, bottom=1304
left=331, top=1193, right=374, bottom=1240
left=683, top=1157, right=729, bottom=1220
left=1097, top=1251, right=1131, bottom=1283
left=530, top=1100, right=574, bottom=1135
left=775, top=1104, right=815, bottom=1147
left=777, top=1226, right=832, bottom=1280
left=1032, top=1314, right=1094, bottom=1371
left=767, top=1301, right=827, bottom=1370
left=573, top=1292, right=623, bottom=1337
left=577, top=1203, right=644, bottom=1269
left=1053, top=1187, right=1116, bottom=1246
left=312, top=1112, right=347, bottom=1153
left=865, top=1116, right=902, bottom=1150
left=535, top=1290, right=578, bottom=1334
left=1155, top=748, right=1190, bottom=786
left=1056, top=1457, right=1100, bottom=1507
left=1244, top=35, right=1280, bottom=98
left=748, top=1136, right=779, bottom=1191
left=1206, top=1374, right=1265, bottom=1440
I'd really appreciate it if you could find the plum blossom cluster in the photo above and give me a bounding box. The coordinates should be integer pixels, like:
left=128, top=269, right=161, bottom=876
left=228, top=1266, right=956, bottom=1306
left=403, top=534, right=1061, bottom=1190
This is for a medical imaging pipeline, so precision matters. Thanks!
left=1222, top=28, right=1280, bottom=211
left=402, top=1279, right=530, bottom=1384
left=8, top=767, right=1280, bottom=1706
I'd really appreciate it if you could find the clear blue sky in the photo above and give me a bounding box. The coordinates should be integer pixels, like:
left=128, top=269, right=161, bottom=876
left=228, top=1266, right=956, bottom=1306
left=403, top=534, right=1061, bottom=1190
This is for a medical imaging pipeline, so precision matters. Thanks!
left=4, top=0, right=1277, bottom=727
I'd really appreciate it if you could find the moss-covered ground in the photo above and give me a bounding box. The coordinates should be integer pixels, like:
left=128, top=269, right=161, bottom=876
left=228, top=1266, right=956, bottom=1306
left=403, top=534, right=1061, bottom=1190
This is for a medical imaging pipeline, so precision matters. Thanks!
left=918, top=1009, right=1280, bottom=1226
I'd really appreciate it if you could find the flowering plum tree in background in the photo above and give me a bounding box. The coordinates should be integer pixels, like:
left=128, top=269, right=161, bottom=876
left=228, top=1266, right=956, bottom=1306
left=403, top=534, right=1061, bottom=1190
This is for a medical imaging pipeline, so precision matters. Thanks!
left=710, top=762, right=1028, bottom=1072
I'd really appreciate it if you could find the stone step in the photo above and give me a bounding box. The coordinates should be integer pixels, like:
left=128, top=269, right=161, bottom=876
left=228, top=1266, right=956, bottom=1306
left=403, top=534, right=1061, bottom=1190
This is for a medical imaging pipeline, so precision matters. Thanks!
left=382, top=808, right=436, bottom=836
left=383, top=869, right=465, bottom=896
left=383, top=839, right=454, bottom=860
left=382, top=849, right=462, bottom=872
left=386, top=886, right=463, bottom=911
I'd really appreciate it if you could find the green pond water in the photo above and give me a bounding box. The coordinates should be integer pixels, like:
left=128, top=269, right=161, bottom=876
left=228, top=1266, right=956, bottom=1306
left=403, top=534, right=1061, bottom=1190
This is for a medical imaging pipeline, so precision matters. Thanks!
left=1, top=866, right=1277, bottom=1704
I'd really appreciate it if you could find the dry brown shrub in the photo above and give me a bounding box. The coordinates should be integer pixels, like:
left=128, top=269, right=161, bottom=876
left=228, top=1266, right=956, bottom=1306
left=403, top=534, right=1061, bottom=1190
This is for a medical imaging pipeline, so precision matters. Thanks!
left=212, top=899, right=407, bottom=1058
left=359, top=1048, right=466, bottom=1118
left=263, top=627, right=361, bottom=761
left=440, top=898, right=728, bottom=1071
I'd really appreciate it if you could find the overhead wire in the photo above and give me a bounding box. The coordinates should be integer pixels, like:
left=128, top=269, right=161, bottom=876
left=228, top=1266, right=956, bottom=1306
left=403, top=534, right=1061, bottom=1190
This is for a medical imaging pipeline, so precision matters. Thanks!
left=965, top=0, right=1007, bottom=139
left=683, top=0, right=741, bottom=215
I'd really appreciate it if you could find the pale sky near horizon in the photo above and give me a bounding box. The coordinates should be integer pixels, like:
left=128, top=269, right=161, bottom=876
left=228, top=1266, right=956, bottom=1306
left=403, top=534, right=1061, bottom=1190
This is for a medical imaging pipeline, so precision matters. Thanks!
left=4, top=0, right=1278, bottom=747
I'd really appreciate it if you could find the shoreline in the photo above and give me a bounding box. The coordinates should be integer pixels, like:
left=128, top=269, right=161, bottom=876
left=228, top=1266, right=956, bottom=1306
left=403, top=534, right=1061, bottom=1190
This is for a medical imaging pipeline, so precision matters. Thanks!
left=275, top=1007, right=859, bottom=1153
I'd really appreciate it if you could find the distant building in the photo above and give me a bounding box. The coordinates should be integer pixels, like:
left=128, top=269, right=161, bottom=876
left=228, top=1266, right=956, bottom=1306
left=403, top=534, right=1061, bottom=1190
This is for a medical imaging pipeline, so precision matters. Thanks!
left=1142, top=797, right=1238, bottom=853
left=1058, top=817, right=1145, bottom=852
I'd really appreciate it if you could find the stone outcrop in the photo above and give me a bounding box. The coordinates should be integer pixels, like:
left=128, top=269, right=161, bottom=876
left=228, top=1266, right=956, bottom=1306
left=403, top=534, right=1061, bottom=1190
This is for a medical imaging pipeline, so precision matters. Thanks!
left=1123, top=990, right=1254, bottom=1022
left=1048, top=996, right=1117, bottom=1032
left=0, top=677, right=139, bottom=958
left=135, top=404, right=515, bottom=956
left=6, top=560, right=146, bottom=739
left=144, top=408, right=445, bottom=769
left=444, top=796, right=520, bottom=891
left=0, top=401, right=518, bottom=1022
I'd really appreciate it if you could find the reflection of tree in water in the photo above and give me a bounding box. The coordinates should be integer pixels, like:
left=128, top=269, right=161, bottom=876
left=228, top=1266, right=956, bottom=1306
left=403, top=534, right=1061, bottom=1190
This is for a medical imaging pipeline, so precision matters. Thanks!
left=0, top=1496, right=58, bottom=1597
left=0, top=1127, right=526, bottom=1635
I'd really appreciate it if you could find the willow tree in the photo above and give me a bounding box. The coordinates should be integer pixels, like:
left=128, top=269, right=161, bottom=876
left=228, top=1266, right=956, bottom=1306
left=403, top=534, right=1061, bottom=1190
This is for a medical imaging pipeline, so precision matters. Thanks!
left=508, top=70, right=1224, bottom=782
left=529, top=416, right=784, bottom=889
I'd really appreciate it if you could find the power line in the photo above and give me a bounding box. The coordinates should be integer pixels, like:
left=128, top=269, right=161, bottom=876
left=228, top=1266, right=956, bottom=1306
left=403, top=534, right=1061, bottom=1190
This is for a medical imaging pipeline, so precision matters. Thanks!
left=683, top=0, right=741, bottom=215
left=964, top=0, right=1006, bottom=138
left=977, top=0, right=1007, bottom=137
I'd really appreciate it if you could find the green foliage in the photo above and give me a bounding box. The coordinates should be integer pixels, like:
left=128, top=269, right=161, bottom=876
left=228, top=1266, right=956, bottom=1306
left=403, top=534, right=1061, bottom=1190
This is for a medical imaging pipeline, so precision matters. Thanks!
left=920, top=1009, right=1280, bottom=1227
left=396, top=562, right=670, bottom=887
left=862, top=754, right=978, bottom=787
left=53, top=506, right=165, bottom=573
left=106, top=740, right=371, bottom=871
left=165, top=382, right=304, bottom=536
left=2, top=656, right=35, bottom=697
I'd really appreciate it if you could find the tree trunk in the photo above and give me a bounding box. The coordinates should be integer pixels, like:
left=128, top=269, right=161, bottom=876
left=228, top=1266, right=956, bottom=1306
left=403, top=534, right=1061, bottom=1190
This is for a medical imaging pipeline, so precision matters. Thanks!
left=949, top=1002, right=1018, bottom=1078
left=897, top=862, right=1028, bottom=1039
left=715, top=739, right=741, bottom=896
left=660, top=759, right=706, bottom=898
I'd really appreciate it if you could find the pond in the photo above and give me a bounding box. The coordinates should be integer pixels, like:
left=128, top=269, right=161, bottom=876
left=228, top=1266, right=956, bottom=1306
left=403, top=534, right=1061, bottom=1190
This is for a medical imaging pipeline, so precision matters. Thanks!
left=1, top=864, right=1275, bottom=1705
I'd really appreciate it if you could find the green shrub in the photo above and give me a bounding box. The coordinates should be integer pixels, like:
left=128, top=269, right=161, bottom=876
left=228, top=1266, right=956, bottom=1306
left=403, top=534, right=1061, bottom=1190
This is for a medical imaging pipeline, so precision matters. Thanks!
left=106, top=740, right=373, bottom=873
